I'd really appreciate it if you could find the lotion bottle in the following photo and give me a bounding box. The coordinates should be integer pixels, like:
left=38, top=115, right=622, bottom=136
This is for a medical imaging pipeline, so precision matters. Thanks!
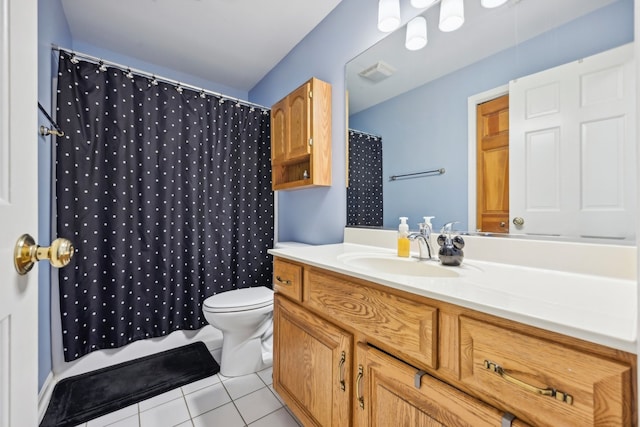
left=397, top=217, right=410, bottom=257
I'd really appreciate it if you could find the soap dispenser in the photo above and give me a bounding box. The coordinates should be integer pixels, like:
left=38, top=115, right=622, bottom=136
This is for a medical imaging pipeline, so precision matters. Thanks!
left=397, top=217, right=410, bottom=257
left=437, top=222, right=465, bottom=266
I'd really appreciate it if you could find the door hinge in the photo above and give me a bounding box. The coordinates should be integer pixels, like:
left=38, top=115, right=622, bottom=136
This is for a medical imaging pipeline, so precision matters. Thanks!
left=309, top=138, right=313, bottom=146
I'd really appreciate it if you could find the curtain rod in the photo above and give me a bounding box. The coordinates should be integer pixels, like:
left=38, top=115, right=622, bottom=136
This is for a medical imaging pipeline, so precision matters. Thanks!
left=51, top=44, right=270, bottom=112
left=349, top=129, right=382, bottom=140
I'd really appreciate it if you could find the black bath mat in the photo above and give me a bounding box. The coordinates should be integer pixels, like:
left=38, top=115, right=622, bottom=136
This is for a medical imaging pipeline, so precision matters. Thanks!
left=40, top=341, right=219, bottom=427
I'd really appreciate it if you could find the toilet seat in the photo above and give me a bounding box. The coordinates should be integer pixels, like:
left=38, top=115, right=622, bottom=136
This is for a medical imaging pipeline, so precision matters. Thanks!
left=203, top=287, right=273, bottom=313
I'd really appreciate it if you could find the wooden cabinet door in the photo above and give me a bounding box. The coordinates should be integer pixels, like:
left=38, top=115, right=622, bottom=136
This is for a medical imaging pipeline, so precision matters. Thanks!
left=270, top=98, right=287, bottom=163
left=355, top=344, right=526, bottom=427
left=286, top=81, right=312, bottom=160
left=273, top=294, right=352, bottom=427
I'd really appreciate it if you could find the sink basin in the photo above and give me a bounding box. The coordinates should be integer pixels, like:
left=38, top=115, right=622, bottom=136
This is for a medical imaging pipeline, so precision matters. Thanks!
left=338, top=253, right=459, bottom=278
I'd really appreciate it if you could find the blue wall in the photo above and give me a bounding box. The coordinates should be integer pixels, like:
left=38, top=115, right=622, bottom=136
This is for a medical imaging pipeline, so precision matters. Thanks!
left=349, top=0, right=634, bottom=231
left=251, top=0, right=634, bottom=240
left=250, top=0, right=424, bottom=244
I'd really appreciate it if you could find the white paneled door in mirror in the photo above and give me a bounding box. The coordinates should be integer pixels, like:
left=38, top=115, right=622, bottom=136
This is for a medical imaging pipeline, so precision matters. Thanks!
left=510, top=43, right=635, bottom=240
left=0, top=0, right=39, bottom=425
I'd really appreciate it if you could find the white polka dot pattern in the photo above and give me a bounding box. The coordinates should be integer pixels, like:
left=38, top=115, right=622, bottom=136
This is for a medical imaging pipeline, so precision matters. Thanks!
left=54, top=52, right=274, bottom=361
left=347, top=130, right=383, bottom=226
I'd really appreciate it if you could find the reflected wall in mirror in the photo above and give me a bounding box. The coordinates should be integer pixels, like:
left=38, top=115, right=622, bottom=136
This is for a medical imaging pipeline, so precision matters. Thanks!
left=346, top=0, right=636, bottom=243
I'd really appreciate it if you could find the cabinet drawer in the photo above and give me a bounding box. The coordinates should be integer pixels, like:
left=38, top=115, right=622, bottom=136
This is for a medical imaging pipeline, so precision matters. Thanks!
left=273, top=258, right=302, bottom=301
left=305, top=268, right=438, bottom=369
left=459, top=316, right=633, bottom=426
left=358, top=344, right=530, bottom=427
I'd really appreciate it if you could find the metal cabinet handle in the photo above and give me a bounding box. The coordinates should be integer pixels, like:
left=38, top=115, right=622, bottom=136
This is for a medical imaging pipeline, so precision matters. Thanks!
left=484, top=360, right=573, bottom=405
left=338, top=351, right=346, bottom=391
left=275, top=275, right=292, bottom=285
left=356, top=365, right=365, bottom=409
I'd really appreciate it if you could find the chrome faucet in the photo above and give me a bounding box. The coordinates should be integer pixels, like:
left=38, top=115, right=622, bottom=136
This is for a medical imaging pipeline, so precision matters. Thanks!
left=408, top=222, right=433, bottom=260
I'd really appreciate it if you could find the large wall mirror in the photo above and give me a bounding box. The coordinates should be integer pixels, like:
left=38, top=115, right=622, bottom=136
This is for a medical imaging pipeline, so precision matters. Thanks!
left=346, top=0, right=636, bottom=243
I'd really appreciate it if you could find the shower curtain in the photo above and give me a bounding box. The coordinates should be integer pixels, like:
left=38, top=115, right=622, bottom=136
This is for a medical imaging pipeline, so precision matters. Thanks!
left=347, top=130, right=383, bottom=227
left=55, top=51, right=274, bottom=361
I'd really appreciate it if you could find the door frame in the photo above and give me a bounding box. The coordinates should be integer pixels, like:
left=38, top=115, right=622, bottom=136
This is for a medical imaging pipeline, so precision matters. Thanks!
left=467, top=84, right=508, bottom=232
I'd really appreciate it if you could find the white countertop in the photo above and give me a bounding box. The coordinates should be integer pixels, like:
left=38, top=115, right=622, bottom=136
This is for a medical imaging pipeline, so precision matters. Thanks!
left=268, top=242, right=637, bottom=354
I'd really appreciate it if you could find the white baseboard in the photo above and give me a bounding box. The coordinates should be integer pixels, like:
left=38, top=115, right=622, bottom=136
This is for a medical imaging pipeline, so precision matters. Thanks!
left=38, top=371, right=55, bottom=424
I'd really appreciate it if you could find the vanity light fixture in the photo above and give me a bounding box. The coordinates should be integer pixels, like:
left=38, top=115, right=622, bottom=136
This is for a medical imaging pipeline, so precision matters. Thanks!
left=439, top=0, right=464, bottom=32
left=410, top=0, right=438, bottom=8
left=481, top=0, right=508, bottom=8
left=378, top=0, right=401, bottom=32
left=405, top=16, right=428, bottom=50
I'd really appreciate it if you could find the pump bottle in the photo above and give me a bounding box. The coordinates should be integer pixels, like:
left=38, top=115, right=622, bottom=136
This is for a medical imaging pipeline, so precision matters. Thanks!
left=397, top=217, right=410, bottom=257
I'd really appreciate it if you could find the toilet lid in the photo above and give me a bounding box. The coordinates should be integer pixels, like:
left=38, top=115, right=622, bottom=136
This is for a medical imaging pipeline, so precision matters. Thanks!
left=203, top=287, right=273, bottom=313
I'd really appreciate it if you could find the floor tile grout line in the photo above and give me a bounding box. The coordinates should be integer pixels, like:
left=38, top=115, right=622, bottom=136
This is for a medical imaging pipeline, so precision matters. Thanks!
left=180, top=387, right=195, bottom=426
left=246, top=406, right=288, bottom=426
left=218, top=378, right=250, bottom=425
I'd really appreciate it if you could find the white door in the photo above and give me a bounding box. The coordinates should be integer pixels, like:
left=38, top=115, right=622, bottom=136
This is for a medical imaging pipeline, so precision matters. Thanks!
left=0, top=0, right=39, bottom=425
left=509, top=43, right=636, bottom=240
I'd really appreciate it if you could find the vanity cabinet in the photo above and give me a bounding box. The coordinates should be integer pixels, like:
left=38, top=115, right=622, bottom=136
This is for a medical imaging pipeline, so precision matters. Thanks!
left=272, top=258, right=636, bottom=427
left=270, top=77, right=332, bottom=191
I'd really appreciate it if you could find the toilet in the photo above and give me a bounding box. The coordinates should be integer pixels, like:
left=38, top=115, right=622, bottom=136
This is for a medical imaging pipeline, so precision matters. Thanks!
left=202, top=241, right=310, bottom=377
left=203, top=286, right=274, bottom=377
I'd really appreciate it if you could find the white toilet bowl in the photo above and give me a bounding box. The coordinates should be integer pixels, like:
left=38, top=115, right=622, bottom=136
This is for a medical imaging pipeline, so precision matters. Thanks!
left=203, top=286, right=274, bottom=377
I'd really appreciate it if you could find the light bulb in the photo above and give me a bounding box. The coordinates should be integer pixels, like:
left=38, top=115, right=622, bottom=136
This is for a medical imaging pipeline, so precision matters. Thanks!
left=405, top=16, right=427, bottom=51
left=378, top=0, right=401, bottom=32
left=439, top=0, right=464, bottom=32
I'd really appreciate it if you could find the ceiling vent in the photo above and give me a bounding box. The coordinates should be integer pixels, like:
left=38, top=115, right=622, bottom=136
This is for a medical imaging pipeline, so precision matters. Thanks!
left=358, top=61, right=396, bottom=83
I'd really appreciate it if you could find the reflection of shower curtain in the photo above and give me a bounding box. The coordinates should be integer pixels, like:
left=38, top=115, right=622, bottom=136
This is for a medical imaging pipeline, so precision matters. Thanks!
left=55, top=51, right=274, bottom=361
left=347, top=130, right=383, bottom=226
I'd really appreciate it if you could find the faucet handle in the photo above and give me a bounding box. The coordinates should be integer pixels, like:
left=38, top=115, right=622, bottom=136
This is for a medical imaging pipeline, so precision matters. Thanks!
left=418, top=222, right=431, bottom=235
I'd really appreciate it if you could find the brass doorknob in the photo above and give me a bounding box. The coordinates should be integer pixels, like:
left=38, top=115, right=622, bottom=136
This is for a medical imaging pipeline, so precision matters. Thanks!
left=512, top=217, right=525, bottom=226
left=14, top=234, right=74, bottom=275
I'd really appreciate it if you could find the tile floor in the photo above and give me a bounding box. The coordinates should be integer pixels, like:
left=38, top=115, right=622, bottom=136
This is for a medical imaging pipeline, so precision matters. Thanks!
left=73, top=366, right=302, bottom=427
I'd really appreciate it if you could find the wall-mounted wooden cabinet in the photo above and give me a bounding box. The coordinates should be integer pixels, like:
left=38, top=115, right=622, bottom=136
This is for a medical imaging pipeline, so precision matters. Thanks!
left=270, top=77, right=332, bottom=191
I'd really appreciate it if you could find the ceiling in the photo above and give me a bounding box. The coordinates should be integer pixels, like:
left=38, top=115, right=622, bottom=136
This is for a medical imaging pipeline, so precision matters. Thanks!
left=60, top=0, right=343, bottom=93
left=347, top=0, right=618, bottom=114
